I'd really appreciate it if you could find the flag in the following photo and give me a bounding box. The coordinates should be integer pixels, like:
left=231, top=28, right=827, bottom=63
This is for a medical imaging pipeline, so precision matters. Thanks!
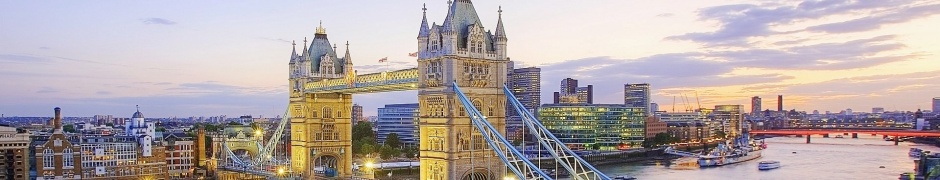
left=408, top=52, right=418, bottom=57
left=378, top=57, right=388, bottom=62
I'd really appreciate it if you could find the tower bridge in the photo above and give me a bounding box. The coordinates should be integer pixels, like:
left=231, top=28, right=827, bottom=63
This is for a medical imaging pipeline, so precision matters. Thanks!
left=279, top=1, right=611, bottom=180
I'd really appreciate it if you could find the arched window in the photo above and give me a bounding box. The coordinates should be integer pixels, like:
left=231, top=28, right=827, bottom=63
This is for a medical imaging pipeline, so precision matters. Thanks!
left=43, top=149, right=53, bottom=168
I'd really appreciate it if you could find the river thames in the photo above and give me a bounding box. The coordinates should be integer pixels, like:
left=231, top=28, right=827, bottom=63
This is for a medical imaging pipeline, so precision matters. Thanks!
left=597, top=135, right=940, bottom=180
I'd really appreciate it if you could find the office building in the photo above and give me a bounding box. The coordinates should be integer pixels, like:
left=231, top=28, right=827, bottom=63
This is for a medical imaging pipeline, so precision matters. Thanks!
left=873, top=107, right=885, bottom=114
left=751, top=96, right=761, bottom=115
left=644, top=116, right=667, bottom=139
left=376, top=103, right=420, bottom=146
left=538, top=104, right=646, bottom=150
left=933, top=97, right=940, bottom=113
left=352, top=104, right=364, bottom=124
left=650, top=102, right=659, bottom=113
left=560, top=78, right=578, bottom=96
left=164, top=133, right=195, bottom=179
left=506, top=66, right=541, bottom=141
left=553, top=78, right=592, bottom=104
left=777, top=95, right=783, bottom=112
left=0, top=126, right=29, bottom=180
left=624, top=83, right=651, bottom=114
left=576, top=85, right=594, bottom=104
left=665, top=121, right=709, bottom=142
left=714, top=105, right=744, bottom=137
left=508, top=67, right=541, bottom=113
left=35, top=107, right=83, bottom=180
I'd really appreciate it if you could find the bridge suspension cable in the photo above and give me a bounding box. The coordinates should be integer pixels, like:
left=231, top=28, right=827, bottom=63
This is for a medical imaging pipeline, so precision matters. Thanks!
left=504, top=86, right=612, bottom=180
left=453, top=82, right=552, bottom=180
left=256, top=108, right=291, bottom=163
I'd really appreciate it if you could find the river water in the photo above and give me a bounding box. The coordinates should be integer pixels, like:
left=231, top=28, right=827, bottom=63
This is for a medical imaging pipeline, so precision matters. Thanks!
left=595, top=135, right=940, bottom=180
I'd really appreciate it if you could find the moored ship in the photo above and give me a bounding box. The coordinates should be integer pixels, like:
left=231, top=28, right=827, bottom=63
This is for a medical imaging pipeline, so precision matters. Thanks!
left=697, top=132, right=766, bottom=167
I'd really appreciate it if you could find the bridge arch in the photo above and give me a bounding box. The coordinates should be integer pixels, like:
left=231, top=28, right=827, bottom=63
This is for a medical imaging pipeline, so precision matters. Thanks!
left=312, top=153, right=340, bottom=177
left=460, top=167, right=495, bottom=180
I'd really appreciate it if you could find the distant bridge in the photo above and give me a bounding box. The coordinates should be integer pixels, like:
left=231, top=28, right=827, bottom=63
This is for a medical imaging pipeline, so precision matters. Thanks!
left=750, top=129, right=940, bottom=145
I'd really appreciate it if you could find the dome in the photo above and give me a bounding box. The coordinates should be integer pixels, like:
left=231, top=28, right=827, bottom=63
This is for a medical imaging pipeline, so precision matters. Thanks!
left=132, top=110, right=144, bottom=118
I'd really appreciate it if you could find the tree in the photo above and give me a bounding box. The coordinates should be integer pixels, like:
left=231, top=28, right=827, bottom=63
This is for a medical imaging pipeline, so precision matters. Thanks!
left=385, top=133, right=402, bottom=149
left=352, top=122, right=375, bottom=141
left=591, top=143, right=601, bottom=150
left=227, top=121, right=242, bottom=126
left=156, top=127, right=166, bottom=132
left=379, top=145, right=400, bottom=159
left=63, top=124, right=76, bottom=133
left=402, top=146, right=418, bottom=158
left=361, top=143, right=375, bottom=155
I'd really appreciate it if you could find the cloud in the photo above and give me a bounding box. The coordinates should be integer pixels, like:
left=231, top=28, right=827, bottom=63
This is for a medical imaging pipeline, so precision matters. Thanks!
left=141, top=18, right=177, bottom=25
left=807, top=3, right=940, bottom=33
left=714, top=35, right=915, bottom=70
left=96, top=91, right=112, bottom=95
left=668, top=0, right=922, bottom=45
left=656, top=13, right=674, bottom=17
left=0, top=54, right=52, bottom=63
left=39, top=46, right=51, bottom=50
left=36, top=87, right=59, bottom=94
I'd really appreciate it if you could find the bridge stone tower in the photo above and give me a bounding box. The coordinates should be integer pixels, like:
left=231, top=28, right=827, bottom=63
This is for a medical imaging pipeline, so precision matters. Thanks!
left=288, top=23, right=354, bottom=178
left=417, top=1, right=510, bottom=179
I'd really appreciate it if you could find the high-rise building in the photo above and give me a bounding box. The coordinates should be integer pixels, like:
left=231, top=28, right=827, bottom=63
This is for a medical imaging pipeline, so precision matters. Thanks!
left=777, top=95, right=783, bottom=112
left=624, top=83, right=651, bottom=114
left=376, top=103, right=420, bottom=146
left=560, top=78, right=578, bottom=96
left=35, top=107, right=83, bottom=180
left=714, top=105, right=744, bottom=137
left=751, top=96, right=762, bottom=115
left=352, top=104, right=363, bottom=124
left=194, top=125, right=207, bottom=167
left=506, top=66, right=541, bottom=141
left=508, top=67, right=541, bottom=113
left=576, top=85, right=594, bottom=104
left=933, top=97, right=940, bottom=113
left=872, top=107, right=885, bottom=114
left=538, top=104, right=646, bottom=150
left=0, top=125, right=29, bottom=180
left=650, top=102, right=659, bottom=113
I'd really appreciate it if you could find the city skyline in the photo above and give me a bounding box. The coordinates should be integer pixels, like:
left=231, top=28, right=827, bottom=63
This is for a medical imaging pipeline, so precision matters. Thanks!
left=2, top=1, right=940, bottom=117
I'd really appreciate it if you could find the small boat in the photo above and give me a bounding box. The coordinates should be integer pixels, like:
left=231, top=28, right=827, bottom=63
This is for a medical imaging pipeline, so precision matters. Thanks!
left=910, top=148, right=923, bottom=158
left=613, top=175, right=637, bottom=180
left=835, top=135, right=844, bottom=138
left=758, top=161, right=781, bottom=170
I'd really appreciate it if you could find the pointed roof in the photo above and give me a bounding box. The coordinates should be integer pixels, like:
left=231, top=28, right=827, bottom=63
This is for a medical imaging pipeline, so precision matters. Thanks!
left=290, top=40, right=299, bottom=64
left=441, top=0, right=485, bottom=47
left=344, top=41, right=352, bottom=66
left=418, top=3, right=430, bottom=37
left=495, top=6, right=506, bottom=40
left=307, top=22, right=339, bottom=73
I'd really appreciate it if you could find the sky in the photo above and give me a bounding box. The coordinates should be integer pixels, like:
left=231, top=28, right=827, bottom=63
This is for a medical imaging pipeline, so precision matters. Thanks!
left=1, top=0, right=939, bottom=118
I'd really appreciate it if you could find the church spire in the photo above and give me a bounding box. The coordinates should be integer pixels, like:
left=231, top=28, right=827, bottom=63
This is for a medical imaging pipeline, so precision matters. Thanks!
left=441, top=0, right=456, bottom=32
left=495, top=6, right=507, bottom=40
left=418, top=3, right=430, bottom=37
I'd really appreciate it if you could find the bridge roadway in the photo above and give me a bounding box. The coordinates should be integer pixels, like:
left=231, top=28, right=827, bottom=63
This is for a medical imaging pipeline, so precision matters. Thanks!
left=751, top=129, right=940, bottom=145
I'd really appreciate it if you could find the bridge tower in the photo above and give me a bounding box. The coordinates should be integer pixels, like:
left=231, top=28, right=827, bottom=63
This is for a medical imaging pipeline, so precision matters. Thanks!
left=289, top=23, right=354, bottom=178
left=417, top=1, right=511, bottom=179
